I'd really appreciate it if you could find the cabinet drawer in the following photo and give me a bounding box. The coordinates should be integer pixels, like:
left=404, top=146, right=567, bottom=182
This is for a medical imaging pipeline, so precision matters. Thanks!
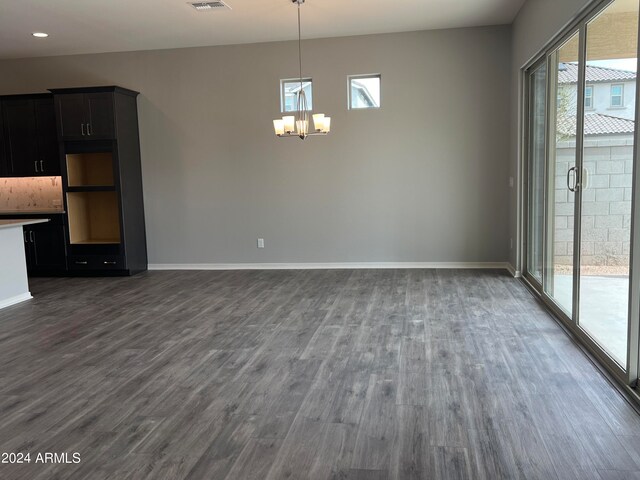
left=68, top=255, right=125, bottom=271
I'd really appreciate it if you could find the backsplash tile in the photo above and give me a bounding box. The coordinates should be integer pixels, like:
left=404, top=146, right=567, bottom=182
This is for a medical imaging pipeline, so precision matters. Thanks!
left=0, top=177, right=64, bottom=212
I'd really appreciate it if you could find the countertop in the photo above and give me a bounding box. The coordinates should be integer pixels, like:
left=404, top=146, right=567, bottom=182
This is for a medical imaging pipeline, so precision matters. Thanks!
left=0, top=210, right=65, bottom=216
left=0, top=219, right=50, bottom=230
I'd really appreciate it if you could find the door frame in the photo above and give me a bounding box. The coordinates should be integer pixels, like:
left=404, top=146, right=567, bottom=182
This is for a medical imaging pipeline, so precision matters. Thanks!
left=522, top=56, right=548, bottom=292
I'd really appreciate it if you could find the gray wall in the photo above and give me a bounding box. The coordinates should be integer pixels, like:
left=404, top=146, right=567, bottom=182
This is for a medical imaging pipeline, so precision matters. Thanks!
left=0, top=28, right=511, bottom=265
left=510, top=0, right=593, bottom=270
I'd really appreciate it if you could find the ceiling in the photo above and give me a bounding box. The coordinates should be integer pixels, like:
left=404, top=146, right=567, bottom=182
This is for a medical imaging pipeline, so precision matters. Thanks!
left=0, top=0, right=526, bottom=60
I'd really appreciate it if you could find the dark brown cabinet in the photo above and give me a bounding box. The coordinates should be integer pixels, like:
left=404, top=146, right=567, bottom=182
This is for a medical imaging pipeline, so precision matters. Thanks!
left=2, top=99, right=36, bottom=176
left=24, top=219, right=67, bottom=274
left=86, top=93, right=115, bottom=138
left=51, top=86, right=147, bottom=276
left=1, top=94, right=60, bottom=177
left=55, top=92, right=115, bottom=140
left=0, top=103, right=5, bottom=177
left=0, top=214, right=68, bottom=275
left=0, top=86, right=146, bottom=277
left=34, top=99, right=60, bottom=175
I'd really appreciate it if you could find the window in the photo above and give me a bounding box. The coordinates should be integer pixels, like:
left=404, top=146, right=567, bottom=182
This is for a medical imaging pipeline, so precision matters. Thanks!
left=611, top=84, right=624, bottom=107
left=281, top=78, right=312, bottom=113
left=348, top=74, right=381, bottom=109
left=585, top=85, right=594, bottom=109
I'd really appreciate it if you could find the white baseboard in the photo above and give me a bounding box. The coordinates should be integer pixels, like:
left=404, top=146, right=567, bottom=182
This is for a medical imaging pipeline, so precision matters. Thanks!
left=0, top=292, right=32, bottom=310
left=149, top=262, right=511, bottom=271
left=505, top=263, right=522, bottom=278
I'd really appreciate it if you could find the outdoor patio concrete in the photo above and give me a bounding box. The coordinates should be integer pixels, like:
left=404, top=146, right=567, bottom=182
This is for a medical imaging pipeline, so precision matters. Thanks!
left=554, top=274, right=629, bottom=364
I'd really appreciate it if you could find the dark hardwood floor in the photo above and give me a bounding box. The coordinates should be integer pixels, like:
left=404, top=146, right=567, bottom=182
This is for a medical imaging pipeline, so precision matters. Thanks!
left=1, top=269, right=640, bottom=479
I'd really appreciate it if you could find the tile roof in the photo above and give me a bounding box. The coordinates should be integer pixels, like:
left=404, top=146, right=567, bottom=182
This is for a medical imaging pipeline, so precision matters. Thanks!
left=558, top=63, right=636, bottom=84
left=559, top=112, right=635, bottom=136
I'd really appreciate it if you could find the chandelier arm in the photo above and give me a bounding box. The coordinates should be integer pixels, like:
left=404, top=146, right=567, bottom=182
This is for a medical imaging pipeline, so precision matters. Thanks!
left=297, top=89, right=308, bottom=139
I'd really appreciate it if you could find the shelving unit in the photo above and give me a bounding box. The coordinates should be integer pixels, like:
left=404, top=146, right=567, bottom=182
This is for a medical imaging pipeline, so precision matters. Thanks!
left=51, top=86, right=147, bottom=276
left=66, top=191, right=121, bottom=244
left=66, top=152, right=114, bottom=187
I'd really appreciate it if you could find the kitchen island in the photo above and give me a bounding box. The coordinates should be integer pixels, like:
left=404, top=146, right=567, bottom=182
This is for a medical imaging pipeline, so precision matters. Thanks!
left=0, top=219, right=49, bottom=309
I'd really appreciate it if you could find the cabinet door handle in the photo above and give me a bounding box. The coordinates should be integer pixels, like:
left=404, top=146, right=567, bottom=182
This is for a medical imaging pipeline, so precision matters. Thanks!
left=87, top=123, right=92, bottom=136
left=29, top=231, right=34, bottom=243
left=75, top=261, right=88, bottom=265
left=103, top=261, right=117, bottom=265
left=24, top=231, right=28, bottom=243
left=40, top=160, right=44, bottom=172
left=81, top=123, right=86, bottom=136
left=34, top=161, right=39, bottom=173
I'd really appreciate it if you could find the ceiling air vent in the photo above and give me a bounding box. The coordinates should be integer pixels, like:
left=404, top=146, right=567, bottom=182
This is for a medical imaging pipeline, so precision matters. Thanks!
left=189, top=1, right=231, bottom=11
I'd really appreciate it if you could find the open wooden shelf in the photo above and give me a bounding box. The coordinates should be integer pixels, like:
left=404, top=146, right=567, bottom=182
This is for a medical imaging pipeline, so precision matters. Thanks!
left=66, top=152, right=115, bottom=187
left=67, top=191, right=121, bottom=245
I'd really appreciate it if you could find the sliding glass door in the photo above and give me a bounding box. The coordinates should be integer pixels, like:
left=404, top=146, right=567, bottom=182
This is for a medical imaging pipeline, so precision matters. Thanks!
left=524, top=61, right=547, bottom=285
left=523, top=0, right=640, bottom=383
left=545, top=32, right=581, bottom=317
left=578, top=0, right=639, bottom=366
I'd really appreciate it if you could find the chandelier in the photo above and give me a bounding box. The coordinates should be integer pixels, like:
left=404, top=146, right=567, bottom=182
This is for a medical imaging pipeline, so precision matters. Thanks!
left=273, top=0, right=331, bottom=140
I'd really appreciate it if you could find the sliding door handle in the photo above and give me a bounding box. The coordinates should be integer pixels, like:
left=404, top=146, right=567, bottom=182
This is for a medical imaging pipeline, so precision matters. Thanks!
left=87, top=123, right=92, bottom=136
left=29, top=231, right=34, bottom=243
left=40, top=160, right=44, bottom=172
left=81, top=123, right=86, bottom=136
left=567, top=166, right=578, bottom=192
left=34, top=161, right=39, bottom=173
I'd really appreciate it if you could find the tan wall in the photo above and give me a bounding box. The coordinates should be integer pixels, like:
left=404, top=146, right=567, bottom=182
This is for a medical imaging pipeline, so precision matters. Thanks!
left=559, top=12, right=639, bottom=62
left=0, top=28, right=511, bottom=265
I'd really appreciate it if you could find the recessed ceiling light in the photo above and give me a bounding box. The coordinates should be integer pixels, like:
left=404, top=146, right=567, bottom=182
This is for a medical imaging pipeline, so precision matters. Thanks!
left=32, top=32, right=49, bottom=38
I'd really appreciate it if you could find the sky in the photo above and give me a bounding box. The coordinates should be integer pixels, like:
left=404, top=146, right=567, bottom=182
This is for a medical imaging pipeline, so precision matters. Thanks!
left=589, top=58, right=638, bottom=72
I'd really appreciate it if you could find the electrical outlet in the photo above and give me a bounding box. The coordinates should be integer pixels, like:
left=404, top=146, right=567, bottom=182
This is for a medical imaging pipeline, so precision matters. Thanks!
left=257, top=238, right=265, bottom=249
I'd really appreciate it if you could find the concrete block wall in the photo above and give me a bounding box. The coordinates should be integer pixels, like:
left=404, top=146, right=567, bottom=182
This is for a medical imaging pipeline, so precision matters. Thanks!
left=554, top=136, right=633, bottom=267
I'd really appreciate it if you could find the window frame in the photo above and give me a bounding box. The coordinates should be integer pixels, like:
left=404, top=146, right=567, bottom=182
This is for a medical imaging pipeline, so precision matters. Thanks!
left=348, top=74, right=382, bottom=110
left=280, top=78, right=313, bottom=113
left=585, top=84, right=594, bottom=109
left=610, top=83, right=624, bottom=108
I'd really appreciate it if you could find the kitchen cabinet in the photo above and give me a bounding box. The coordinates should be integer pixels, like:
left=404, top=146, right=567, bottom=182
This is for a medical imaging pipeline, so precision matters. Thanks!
left=0, top=85, right=146, bottom=277
left=34, top=99, right=61, bottom=175
left=54, top=91, right=115, bottom=140
left=24, top=219, right=67, bottom=274
left=51, top=86, right=147, bottom=276
left=1, top=94, right=60, bottom=177
left=0, top=214, right=67, bottom=275
left=0, top=102, right=7, bottom=177
left=0, top=218, right=50, bottom=308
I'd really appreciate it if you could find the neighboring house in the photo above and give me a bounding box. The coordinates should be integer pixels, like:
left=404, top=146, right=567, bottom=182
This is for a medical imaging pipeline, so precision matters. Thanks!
left=350, top=79, right=378, bottom=109
left=553, top=63, right=636, bottom=268
left=282, top=80, right=313, bottom=112
left=559, top=62, right=637, bottom=120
